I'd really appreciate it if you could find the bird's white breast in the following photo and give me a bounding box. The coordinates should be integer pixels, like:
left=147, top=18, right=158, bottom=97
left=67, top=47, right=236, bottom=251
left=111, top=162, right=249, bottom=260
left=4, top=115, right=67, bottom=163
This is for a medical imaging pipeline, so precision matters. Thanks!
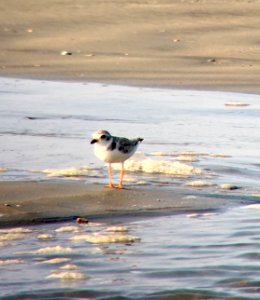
left=94, top=143, right=137, bottom=163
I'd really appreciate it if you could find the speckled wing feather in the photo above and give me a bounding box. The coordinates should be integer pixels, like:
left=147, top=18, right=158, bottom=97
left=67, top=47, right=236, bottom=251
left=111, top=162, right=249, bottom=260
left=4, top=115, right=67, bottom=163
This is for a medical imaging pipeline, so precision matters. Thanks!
left=107, top=136, right=143, bottom=153
left=117, top=137, right=143, bottom=154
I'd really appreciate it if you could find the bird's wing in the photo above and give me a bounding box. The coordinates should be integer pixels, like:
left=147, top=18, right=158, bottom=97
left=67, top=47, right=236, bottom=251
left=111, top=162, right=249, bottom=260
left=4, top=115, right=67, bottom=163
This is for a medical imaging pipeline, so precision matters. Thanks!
left=118, top=137, right=142, bottom=153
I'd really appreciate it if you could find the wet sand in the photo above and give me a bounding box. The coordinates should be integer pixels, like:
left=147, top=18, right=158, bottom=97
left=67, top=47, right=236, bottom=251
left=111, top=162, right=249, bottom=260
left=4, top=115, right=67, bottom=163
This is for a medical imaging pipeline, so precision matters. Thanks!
left=0, top=0, right=260, bottom=93
left=0, top=181, right=252, bottom=227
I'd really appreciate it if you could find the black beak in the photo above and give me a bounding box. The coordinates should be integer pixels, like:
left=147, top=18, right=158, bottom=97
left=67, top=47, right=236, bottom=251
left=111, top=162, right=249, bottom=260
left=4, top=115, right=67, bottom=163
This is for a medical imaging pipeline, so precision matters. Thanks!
left=90, top=139, right=98, bottom=144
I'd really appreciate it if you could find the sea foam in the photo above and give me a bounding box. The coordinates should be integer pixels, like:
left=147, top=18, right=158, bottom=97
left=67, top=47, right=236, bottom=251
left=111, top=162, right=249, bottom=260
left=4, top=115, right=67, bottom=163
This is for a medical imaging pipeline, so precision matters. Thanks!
left=31, top=246, right=74, bottom=255
left=186, top=180, right=215, bottom=187
left=114, top=158, right=202, bottom=176
left=55, top=226, right=79, bottom=233
left=47, top=271, right=86, bottom=280
left=42, top=167, right=102, bottom=178
left=71, top=233, right=140, bottom=244
left=0, top=259, right=25, bottom=265
left=40, top=258, right=71, bottom=264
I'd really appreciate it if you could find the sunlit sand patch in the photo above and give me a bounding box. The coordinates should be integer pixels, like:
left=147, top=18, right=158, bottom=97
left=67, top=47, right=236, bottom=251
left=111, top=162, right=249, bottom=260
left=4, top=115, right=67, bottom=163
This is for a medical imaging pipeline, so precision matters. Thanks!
left=37, top=234, right=54, bottom=240
left=60, top=264, right=78, bottom=270
left=225, top=102, right=250, bottom=107
left=41, top=167, right=102, bottom=178
left=185, top=180, right=215, bottom=187
left=47, top=271, right=86, bottom=280
left=0, top=259, right=25, bottom=265
left=0, top=168, right=6, bottom=172
left=55, top=226, right=79, bottom=233
left=114, top=158, right=202, bottom=176
left=70, top=233, right=140, bottom=244
left=40, top=258, right=71, bottom=264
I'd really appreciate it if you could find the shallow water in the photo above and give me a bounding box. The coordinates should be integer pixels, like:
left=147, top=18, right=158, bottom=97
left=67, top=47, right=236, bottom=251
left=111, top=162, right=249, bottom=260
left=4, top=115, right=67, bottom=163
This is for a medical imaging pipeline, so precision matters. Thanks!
left=0, top=77, right=260, bottom=193
left=1, top=78, right=260, bottom=299
left=0, top=206, right=260, bottom=299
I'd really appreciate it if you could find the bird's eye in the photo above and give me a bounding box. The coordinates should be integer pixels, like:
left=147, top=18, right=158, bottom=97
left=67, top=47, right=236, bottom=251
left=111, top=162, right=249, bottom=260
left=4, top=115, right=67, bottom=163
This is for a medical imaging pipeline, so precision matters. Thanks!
left=100, top=135, right=106, bottom=139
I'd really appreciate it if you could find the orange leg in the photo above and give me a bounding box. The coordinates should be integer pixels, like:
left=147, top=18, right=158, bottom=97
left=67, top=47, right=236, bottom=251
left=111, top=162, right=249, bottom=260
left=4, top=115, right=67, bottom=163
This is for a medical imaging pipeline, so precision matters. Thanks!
left=117, top=163, right=125, bottom=189
left=107, top=163, right=115, bottom=189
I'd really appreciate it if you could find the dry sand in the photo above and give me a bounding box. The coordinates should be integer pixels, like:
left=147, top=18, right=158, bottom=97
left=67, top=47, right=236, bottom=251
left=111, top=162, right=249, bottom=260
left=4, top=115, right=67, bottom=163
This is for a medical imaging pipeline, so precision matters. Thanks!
left=0, top=0, right=260, bottom=93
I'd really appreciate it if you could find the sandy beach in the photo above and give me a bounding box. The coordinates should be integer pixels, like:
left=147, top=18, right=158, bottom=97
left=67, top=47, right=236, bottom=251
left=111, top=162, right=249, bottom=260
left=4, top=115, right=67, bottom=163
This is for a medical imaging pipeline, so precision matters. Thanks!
left=0, top=0, right=260, bottom=93
left=1, top=4, right=260, bottom=297
left=1, top=1, right=260, bottom=226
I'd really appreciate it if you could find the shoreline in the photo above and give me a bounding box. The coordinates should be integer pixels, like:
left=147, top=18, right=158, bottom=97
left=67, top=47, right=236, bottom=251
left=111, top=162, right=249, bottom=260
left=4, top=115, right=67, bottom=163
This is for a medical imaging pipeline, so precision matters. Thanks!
left=2, top=73, right=260, bottom=96
left=0, top=181, right=255, bottom=227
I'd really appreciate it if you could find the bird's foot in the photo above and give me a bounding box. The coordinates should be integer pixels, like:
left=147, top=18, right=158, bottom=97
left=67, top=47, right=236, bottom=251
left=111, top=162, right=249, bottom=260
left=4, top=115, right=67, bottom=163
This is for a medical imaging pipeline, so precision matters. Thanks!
left=107, top=183, right=116, bottom=189
left=116, top=184, right=125, bottom=189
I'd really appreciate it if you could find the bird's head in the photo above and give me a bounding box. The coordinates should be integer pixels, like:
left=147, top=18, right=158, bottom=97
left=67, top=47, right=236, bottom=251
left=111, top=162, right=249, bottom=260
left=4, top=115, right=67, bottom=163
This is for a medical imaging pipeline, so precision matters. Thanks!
left=90, top=130, right=112, bottom=146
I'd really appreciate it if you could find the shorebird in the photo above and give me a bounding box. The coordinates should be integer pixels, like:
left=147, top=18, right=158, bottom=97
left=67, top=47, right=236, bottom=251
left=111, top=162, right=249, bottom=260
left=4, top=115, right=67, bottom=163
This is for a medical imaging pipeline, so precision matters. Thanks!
left=91, top=130, right=143, bottom=189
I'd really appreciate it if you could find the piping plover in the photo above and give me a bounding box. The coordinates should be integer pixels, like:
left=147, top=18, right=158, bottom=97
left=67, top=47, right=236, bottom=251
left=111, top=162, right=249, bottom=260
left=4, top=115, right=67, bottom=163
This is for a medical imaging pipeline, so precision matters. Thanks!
left=91, top=130, right=143, bottom=189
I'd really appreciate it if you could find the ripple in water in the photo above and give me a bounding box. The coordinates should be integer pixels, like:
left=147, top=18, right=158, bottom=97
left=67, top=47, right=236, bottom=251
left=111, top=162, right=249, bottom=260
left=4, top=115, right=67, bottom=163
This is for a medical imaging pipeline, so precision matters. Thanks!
left=0, top=206, right=260, bottom=299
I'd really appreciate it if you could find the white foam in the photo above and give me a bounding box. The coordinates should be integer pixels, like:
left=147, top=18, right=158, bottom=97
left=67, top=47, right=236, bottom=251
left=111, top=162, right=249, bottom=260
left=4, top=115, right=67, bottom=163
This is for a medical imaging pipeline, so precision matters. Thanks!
left=0, top=233, right=26, bottom=241
left=114, top=158, right=202, bottom=176
left=106, top=226, right=128, bottom=232
left=60, top=264, right=78, bottom=270
left=47, top=271, right=86, bottom=280
left=174, top=155, right=198, bottom=162
left=251, top=194, right=260, bottom=197
left=0, top=259, right=25, bottom=265
left=150, top=151, right=200, bottom=157
left=42, top=167, right=102, bottom=178
left=31, top=246, right=74, bottom=255
left=40, top=258, right=71, bottom=264
left=0, top=228, right=32, bottom=234
left=225, top=102, right=250, bottom=107
left=37, top=234, right=54, bottom=240
left=0, top=228, right=32, bottom=242
left=220, top=183, right=240, bottom=190
left=186, top=180, right=215, bottom=187
left=209, top=153, right=231, bottom=158
left=70, top=233, right=140, bottom=244
left=186, top=212, right=217, bottom=219
left=244, top=204, right=260, bottom=209
left=55, top=226, right=79, bottom=233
